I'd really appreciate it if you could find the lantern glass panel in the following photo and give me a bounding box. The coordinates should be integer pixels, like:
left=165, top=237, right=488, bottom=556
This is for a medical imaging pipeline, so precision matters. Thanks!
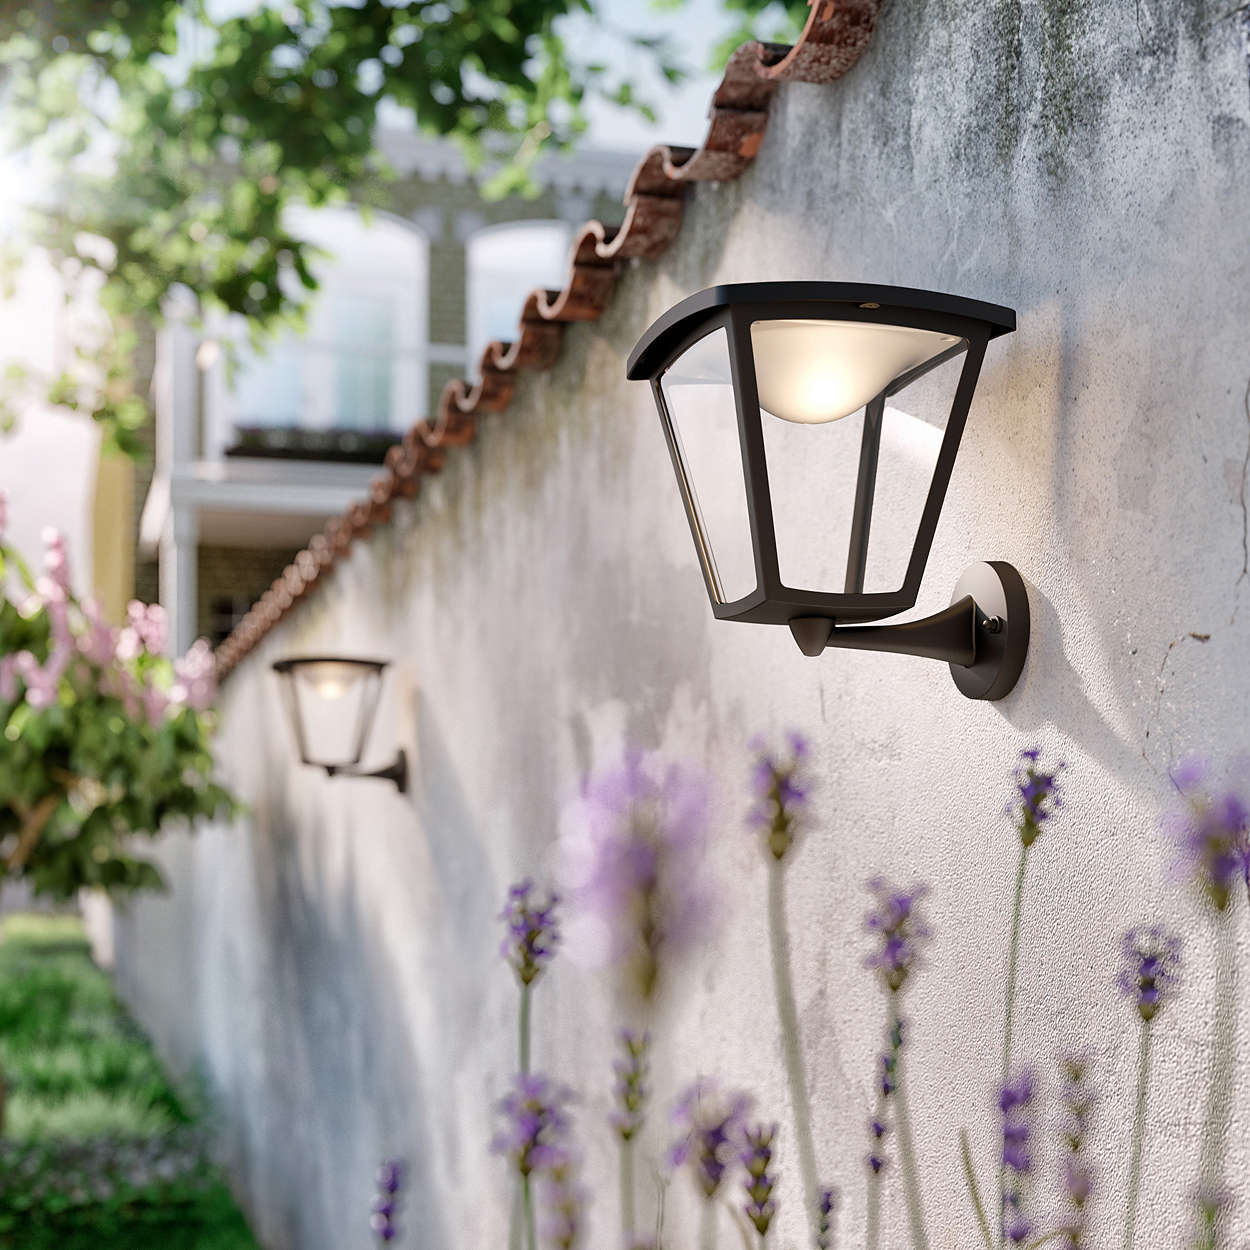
left=755, top=329, right=968, bottom=595
left=287, top=662, right=381, bottom=768
left=658, top=326, right=756, bottom=604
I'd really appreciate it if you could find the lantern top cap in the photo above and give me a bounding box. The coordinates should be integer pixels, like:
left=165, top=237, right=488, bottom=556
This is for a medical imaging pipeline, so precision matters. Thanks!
left=626, top=281, right=1016, bottom=381
left=272, top=655, right=389, bottom=674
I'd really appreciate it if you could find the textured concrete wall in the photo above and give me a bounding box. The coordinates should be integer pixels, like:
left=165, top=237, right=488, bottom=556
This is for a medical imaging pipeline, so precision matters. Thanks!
left=114, top=5, right=1250, bottom=1249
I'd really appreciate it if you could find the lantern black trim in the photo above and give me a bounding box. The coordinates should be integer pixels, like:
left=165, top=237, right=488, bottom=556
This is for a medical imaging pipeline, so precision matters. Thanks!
left=272, top=656, right=408, bottom=792
left=627, top=282, right=1029, bottom=701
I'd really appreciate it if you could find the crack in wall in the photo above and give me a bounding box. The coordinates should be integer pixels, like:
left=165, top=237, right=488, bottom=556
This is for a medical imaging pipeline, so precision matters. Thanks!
left=1142, top=631, right=1212, bottom=767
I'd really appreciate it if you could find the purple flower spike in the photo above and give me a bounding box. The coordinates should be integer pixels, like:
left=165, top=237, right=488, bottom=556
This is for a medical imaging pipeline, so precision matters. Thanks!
left=816, top=1186, right=837, bottom=1250
left=1057, top=1053, right=1096, bottom=1247
left=562, top=753, right=714, bottom=1005
left=1168, top=762, right=1250, bottom=912
left=668, top=1078, right=754, bottom=1200
left=863, top=879, right=931, bottom=994
left=499, top=878, right=561, bottom=987
left=1010, top=747, right=1065, bottom=847
left=491, top=1073, right=575, bottom=1179
left=543, top=1158, right=587, bottom=1250
left=741, top=1122, right=779, bottom=1237
left=747, top=731, right=811, bottom=859
left=369, top=1158, right=404, bottom=1244
left=610, top=1029, right=650, bottom=1141
left=1116, top=924, right=1181, bottom=1022
left=999, top=1068, right=1035, bottom=1246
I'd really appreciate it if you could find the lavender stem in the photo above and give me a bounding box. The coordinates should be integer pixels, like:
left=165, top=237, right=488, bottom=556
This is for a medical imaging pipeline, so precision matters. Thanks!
left=523, top=1173, right=537, bottom=1250
left=959, top=1128, right=994, bottom=1250
left=700, top=1197, right=717, bottom=1250
left=999, top=843, right=1030, bottom=1244
left=892, top=1041, right=930, bottom=1250
left=621, top=1136, right=636, bottom=1240
left=866, top=1169, right=881, bottom=1250
left=1196, top=931, right=1237, bottom=1237
left=519, top=983, right=532, bottom=1076
left=768, top=857, right=821, bottom=1245
left=1122, top=1021, right=1152, bottom=1250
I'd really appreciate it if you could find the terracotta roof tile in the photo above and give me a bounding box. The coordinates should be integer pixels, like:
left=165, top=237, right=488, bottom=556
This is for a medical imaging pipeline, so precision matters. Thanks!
left=216, top=0, right=882, bottom=677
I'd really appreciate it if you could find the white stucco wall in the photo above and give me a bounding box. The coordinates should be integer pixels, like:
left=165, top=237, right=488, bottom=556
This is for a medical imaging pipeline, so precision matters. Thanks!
left=114, top=5, right=1250, bottom=1249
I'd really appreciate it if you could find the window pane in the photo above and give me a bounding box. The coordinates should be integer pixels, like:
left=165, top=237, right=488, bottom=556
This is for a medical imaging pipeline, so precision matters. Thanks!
left=332, top=293, right=394, bottom=429
left=659, top=327, right=756, bottom=605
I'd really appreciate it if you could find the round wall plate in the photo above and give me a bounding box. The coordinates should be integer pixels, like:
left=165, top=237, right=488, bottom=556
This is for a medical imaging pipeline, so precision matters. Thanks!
left=949, top=561, right=1030, bottom=700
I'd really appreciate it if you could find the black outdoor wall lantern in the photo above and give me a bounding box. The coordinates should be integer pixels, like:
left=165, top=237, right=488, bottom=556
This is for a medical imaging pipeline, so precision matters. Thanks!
left=272, top=656, right=408, bottom=792
left=627, top=281, right=1029, bottom=700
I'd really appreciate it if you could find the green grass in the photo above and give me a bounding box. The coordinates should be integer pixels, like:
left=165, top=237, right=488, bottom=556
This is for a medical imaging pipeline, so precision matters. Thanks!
left=0, top=913, right=260, bottom=1250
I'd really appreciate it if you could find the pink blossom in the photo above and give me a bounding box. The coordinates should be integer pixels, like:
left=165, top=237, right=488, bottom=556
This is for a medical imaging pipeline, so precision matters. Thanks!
left=17, top=647, right=66, bottom=710
left=0, top=491, right=7, bottom=545
left=78, top=598, right=117, bottom=667
left=125, top=600, right=167, bottom=655
left=171, top=639, right=217, bottom=711
left=41, top=528, right=71, bottom=595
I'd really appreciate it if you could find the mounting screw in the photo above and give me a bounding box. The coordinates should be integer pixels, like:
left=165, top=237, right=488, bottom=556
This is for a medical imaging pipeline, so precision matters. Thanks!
left=983, top=615, right=1003, bottom=635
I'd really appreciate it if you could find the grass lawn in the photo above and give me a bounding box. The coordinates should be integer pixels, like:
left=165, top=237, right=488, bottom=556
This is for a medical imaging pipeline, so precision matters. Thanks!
left=0, top=913, right=261, bottom=1250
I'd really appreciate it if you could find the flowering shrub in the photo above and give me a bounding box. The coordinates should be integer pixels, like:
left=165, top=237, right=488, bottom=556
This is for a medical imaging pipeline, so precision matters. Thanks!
left=0, top=503, right=235, bottom=899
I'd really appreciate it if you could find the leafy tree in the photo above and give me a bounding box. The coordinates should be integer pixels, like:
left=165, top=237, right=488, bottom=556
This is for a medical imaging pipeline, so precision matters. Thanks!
left=0, top=505, right=235, bottom=900
left=0, top=0, right=697, bottom=452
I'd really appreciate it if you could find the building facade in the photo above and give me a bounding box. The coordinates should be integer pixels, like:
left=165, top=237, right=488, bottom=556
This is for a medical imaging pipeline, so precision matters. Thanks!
left=138, top=133, right=632, bottom=651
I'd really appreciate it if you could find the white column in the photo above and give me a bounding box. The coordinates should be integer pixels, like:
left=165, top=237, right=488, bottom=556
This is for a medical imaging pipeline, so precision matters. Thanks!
left=160, top=505, right=199, bottom=656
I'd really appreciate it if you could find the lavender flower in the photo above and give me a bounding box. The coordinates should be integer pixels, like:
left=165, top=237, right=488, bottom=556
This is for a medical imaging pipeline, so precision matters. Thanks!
left=863, top=879, right=931, bottom=993
left=610, top=1029, right=650, bottom=1141
left=561, top=753, right=713, bottom=1005
left=748, top=731, right=810, bottom=860
left=500, top=878, right=562, bottom=987
left=999, top=1068, right=1036, bottom=1246
left=1117, top=924, right=1181, bottom=1022
left=867, top=1116, right=888, bottom=1174
left=1010, top=747, right=1065, bottom=846
left=815, top=1186, right=837, bottom=1249
left=741, top=1122, right=778, bottom=1238
left=491, top=1073, right=575, bottom=1178
left=1057, top=1055, right=1095, bottom=1249
left=369, top=1159, right=403, bottom=1244
left=1169, top=761, right=1249, bottom=912
left=668, top=1078, right=753, bottom=1199
left=543, top=1158, right=587, bottom=1250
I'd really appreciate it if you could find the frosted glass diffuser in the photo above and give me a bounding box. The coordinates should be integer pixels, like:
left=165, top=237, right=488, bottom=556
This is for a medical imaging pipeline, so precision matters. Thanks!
left=750, top=319, right=960, bottom=424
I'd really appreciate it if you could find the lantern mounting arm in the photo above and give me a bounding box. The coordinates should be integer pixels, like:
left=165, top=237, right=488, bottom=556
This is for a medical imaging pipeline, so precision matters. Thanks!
left=787, top=561, right=1031, bottom=701
left=321, top=750, right=409, bottom=794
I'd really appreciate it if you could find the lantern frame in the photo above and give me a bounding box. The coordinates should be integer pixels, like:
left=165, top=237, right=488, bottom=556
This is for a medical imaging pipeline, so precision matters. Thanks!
left=272, top=655, right=408, bottom=792
left=627, top=281, right=1030, bottom=700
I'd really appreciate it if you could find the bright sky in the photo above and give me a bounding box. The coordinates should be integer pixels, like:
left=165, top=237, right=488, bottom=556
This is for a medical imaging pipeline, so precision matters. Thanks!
left=566, top=0, right=741, bottom=151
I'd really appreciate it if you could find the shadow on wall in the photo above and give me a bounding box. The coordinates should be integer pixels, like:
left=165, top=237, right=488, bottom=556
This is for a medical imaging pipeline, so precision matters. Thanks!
left=234, top=749, right=452, bottom=1250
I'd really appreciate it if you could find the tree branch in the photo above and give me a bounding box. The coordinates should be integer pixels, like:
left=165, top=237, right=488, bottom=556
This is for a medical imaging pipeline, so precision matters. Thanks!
left=6, top=791, right=63, bottom=876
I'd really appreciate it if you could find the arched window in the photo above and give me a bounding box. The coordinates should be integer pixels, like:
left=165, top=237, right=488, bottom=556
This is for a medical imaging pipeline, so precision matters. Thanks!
left=465, top=221, right=572, bottom=376
left=205, top=206, right=428, bottom=459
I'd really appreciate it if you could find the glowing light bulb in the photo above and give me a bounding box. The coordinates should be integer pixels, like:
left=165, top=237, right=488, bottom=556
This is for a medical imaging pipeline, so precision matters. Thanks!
left=299, top=661, right=361, bottom=701
left=750, top=320, right=960, bottom=424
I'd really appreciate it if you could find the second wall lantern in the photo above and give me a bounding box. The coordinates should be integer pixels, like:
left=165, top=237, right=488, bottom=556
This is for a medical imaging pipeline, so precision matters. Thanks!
left=273, top=656, right=408, bottom=792
left=627, top=282, right=1028, bottom=700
